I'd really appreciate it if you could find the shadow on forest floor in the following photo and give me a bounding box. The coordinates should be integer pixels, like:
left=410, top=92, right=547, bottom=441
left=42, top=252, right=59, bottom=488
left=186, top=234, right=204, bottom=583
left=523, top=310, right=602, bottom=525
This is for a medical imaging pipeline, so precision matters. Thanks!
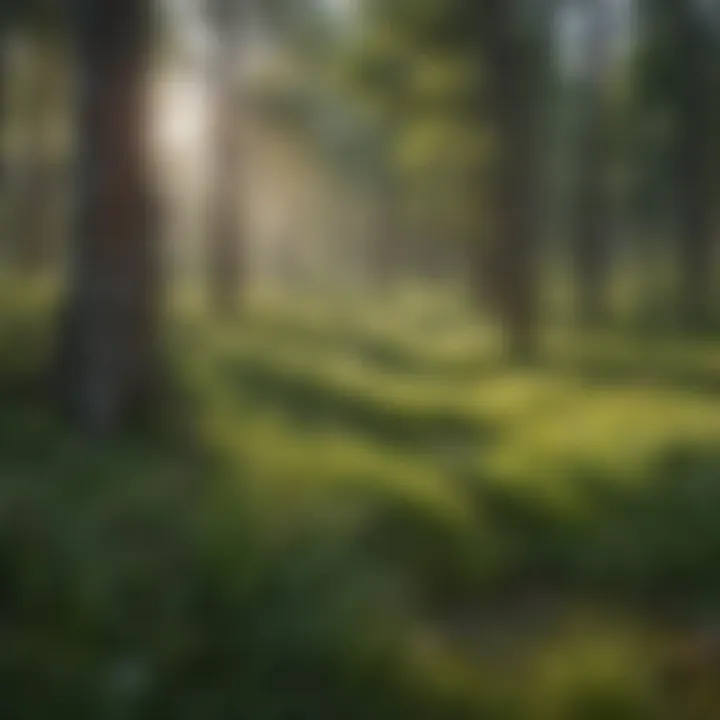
left=3, top=287, right=720, bottom=717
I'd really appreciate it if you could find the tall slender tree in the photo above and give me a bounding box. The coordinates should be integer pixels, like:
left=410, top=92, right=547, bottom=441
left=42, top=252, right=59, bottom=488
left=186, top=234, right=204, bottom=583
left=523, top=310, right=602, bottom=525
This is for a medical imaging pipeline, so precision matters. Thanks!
left=13, top=33, right=60, bottom=270
left=0, top=3, right=22, bottom=202
left=672, top=1, right=717, bottom=328
left=0, top=0, right=66, bottom=248
left=0, top=32, right=7, bottom=197
left=206, top=0, right=245, bottom=314
left=640, top=0, right=720, bottom=328
left=474, top=1, right=551, bottom=358
left=57, top=0, right=158, bottom=430
left=570, top=0, right=613, bottom=327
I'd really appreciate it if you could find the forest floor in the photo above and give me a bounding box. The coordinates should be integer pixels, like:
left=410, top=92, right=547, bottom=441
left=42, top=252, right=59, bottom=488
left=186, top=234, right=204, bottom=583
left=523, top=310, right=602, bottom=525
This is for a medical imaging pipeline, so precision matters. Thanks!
left=2, top=279, right=720, bottom=718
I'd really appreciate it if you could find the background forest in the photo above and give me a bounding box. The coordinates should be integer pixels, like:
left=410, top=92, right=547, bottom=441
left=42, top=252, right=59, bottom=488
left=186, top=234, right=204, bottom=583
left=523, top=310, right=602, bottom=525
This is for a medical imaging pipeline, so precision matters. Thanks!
left=2, top=0, right=720, bottom=717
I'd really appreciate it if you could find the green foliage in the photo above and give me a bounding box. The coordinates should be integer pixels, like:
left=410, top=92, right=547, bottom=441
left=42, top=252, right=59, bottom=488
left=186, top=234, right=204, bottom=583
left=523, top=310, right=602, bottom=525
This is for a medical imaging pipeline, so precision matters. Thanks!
left=0, top=0, right=65, bottom=34
left=4, top=285, right=720, bottom=716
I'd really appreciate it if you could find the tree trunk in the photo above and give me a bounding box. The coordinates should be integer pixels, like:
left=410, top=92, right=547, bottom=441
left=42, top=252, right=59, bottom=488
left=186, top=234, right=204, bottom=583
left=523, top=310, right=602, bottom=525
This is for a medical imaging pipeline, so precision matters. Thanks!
left=675, top=11, right=716, bottom=330
left=57, top=0, right=158, bottom=432
left=208, top=39, right=243, bottom=315
left=0, top=36, right=6, bottom=197
left=371, top=171, right=403, bottom=285
left=482, top=24, right=544, bottom=359
left=13, top=35, right=56, bottom=272
left=571, top=0, right=612, bottom=328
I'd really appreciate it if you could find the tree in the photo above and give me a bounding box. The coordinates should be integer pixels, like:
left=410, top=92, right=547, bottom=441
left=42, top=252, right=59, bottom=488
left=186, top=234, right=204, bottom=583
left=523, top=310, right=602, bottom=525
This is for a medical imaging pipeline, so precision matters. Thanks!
left=639, top=0, right=720, bottom=328
left=0, top=31, right=7, bottom=197
left=57, top=0, right=159, bottom=431
left=336, top=0, right=555, bottom=355
left=472, top=1, right=552, bottom=357
left=570, top=0, right=614, bottom=327
left=0, top=0, right=64, bottom=214
left=672, top=1, right=718, bottom=328
left=12, top=32, right=66, bottom=271
left=205, top=0, right=245, bottom=314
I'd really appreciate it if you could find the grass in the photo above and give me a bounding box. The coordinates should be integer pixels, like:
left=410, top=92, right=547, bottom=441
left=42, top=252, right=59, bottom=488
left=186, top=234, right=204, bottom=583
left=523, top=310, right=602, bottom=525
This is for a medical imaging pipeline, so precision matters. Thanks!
left=3, top=280, right=720, bottom=717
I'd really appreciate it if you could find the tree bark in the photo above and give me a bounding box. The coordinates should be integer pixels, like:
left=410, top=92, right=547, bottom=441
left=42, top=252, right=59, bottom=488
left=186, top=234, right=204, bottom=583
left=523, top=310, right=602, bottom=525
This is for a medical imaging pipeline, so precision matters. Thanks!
left=675, top=9, right=716, bottom=330
left=208, top=37, right=243, bottom=315
left=57, top=0, right=158, bottom=431
left=371, top=171, right=404, bottom=285
left=0, top=36, right=6, bottom=197
left=481, top=15, right=544, bottom=359
left=571, top=0, right=612, bottom=328
left=13, top=35, right=57, bottom=272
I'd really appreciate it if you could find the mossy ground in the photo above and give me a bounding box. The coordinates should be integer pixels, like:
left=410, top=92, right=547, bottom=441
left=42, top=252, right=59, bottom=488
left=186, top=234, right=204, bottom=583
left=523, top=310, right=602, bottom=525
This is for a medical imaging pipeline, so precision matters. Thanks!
left=2, top=279, right=720, bottom=718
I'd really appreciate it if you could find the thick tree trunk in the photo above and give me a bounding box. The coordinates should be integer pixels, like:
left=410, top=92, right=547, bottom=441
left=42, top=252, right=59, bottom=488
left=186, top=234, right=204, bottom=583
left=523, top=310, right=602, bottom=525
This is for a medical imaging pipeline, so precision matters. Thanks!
left=57, top=0, right=158, bottom=431
left=208, top=40, right=243, bottom=315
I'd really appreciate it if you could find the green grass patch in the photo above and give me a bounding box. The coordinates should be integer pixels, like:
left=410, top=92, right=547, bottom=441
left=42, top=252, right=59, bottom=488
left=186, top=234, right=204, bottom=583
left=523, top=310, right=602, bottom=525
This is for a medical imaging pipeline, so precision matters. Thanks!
left=3, top=284, right=720, bottom=716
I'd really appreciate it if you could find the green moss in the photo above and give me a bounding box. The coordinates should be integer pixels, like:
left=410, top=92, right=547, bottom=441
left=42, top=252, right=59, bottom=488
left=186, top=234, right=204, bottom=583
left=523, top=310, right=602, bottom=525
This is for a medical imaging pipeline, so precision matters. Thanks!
left=3, top=286, right=720, bottom=717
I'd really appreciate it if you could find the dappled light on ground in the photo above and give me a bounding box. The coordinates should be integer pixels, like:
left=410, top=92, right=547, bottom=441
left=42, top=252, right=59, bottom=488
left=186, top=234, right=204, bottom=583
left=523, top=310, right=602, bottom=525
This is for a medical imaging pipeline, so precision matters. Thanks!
left=3, top=287, right=720, bottom=717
